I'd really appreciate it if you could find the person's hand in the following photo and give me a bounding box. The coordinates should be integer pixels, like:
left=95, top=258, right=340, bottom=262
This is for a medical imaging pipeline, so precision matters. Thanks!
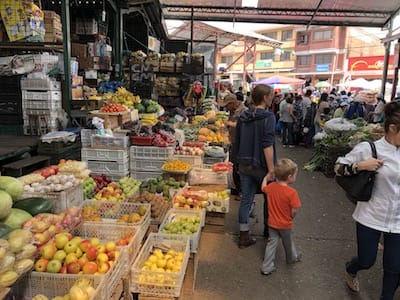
left=264, top=171, right=275, bottom=183
left=226, top=121, right=235, bottom=127
left=357, top=158, right=384, bottom=172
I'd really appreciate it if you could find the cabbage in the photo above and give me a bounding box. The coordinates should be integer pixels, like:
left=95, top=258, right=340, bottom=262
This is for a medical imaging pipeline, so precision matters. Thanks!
left=1, top=208, right=32, bottom=229
left=0, top=176, right=24, bottom=201
left=0, top=190, right=12, bottom=219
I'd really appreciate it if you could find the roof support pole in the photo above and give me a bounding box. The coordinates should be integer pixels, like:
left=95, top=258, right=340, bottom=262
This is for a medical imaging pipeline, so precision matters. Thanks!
left=391, top=40, right=399, bottom=100
left=61, top=0, right=71, bottom=124
left=242, top=40, right=256, bottom=85
left=190, top=6, right=194, bottom=55
left=114, top=5, right=123, bottom=79
left=382, top=18, right=393, bottom=98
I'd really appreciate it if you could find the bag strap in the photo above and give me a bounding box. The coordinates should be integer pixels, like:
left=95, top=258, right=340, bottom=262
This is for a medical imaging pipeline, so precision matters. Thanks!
left=368, top=141, right=377, bottom=159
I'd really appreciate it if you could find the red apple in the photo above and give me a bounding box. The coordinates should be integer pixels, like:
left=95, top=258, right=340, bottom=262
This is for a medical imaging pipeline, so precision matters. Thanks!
left=78, top=255, right=89, bottom=268
left=106, top=251, right=115, bottom=261
left=82, top=262, right=98, bottom=274
left=41, top=243, right=57, bottom=260
left=59, top=265, right=67, bottom=274
left=66, top=262, right=81, bottom=274
left=86, top=246, right=97, bottom=261
left=34, top=258, right=49, bottom=272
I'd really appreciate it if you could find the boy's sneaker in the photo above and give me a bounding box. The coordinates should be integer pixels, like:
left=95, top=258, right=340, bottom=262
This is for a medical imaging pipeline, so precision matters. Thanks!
left=345, top=271, right=359, bottom=293
left=260, top=268, right=276, bottom=276
left=288, top=252, right=302, bottom=264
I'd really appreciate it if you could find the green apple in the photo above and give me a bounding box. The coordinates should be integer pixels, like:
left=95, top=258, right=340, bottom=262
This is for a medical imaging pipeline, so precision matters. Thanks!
left=89, top=237, right=101, bottom=247
left=64, top=242, right=77, bottom=254
left=55, top=234, right=69, bottom=250
left=53, top=250, right=67, bottom=262
left=46, top=259, right=62, bottom=273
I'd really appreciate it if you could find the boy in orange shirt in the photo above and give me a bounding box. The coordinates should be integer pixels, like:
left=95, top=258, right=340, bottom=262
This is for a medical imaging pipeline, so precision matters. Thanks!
left=260, top=158, right=302, bottom=275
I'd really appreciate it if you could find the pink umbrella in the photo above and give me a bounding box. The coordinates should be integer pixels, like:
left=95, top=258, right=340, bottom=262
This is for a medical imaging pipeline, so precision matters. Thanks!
left=252, top=75, right=305, bottom=85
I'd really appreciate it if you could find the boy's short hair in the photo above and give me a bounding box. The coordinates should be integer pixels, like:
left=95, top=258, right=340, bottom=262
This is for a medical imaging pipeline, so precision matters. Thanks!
left=275, top=158, right=298, bottom=181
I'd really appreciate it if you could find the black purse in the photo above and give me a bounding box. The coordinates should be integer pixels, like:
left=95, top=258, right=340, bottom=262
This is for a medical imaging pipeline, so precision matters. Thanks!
left=335, top=141, right=377, bottom=203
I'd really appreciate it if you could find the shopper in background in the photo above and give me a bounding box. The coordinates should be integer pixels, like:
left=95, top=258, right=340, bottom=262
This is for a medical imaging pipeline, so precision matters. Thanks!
left=314, top=92, right=330, bottom=133
left=293, top=95, right=304, bottom=145
left=260, top=158, right=302, bottom=275
left=234, top=84, right=276, bottom=248
left=217, top=82, right=233, bottom=110
left=345, top=97, right=364, bottom=120
left=235, top=86, right=244, bottom=101
left=335, top=101, right=400, bottom=299
left=221, top=94, right=248, bottom=198
left=333, top=101, right=349, bottom=118
left=301, top=89, right=312, bottom=120
left=279, top=94, right=297, bottom=148
left=369, top=93, right=386, bottom=124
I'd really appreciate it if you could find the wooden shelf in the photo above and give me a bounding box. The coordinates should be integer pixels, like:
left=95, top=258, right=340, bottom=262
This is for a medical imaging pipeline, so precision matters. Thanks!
left=0, top=42, right=63, bottom=51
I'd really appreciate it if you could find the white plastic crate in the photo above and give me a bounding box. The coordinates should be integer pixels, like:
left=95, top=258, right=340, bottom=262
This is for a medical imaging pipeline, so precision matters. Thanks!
left=159, top=209, right=203, bottom=253
left=23, top=98, right=62, bottom=110
left=86, top=159, right=129, bottom=174
left=81, top=129, right=97, bottom=147
left=12, top=222, right=136, bottom=300
left=82, top=147, right=128, bottom=162
left=20, top=78, right=61, bottom=91
left=23, top=108, right=59, bottom=118
left=173, top=154, right=203, bottom=168
left=22, top=90, right=62, bottom=101
left=21, top=184, right=83, bottom=213
left=189, top=167, right=228, bottom=186
left=81, top=200, right=150, bottom=247
left=23, top=125, right=58, bottom=135
left=131, top=233, right=190, bottom=298
left=130, top=159, right=165, bottom=172
left=130, top=146, right=174, bottom=161
left=131, top=170, right=162, bottom=181
left=91, top=135, right=130, bottom=149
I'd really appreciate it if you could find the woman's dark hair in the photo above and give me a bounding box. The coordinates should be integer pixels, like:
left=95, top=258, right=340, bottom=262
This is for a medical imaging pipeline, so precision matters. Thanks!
left=383, top=101, right=400, bottom=132
left=251, top=84, right=273, bottom=106
left=286, top=97, right=293, bottom=104
left=319, top=92, right=329, bottom=103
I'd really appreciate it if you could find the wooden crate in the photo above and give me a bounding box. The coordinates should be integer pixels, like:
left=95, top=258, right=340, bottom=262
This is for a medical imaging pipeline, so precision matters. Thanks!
left=204, top=211, right=225, bottom=233
left=88, top=110, right=131, bottom=129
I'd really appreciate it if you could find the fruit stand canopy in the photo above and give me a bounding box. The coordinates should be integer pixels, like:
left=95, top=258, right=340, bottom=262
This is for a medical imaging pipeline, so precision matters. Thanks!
left=158, top=0, right=400, bottom=27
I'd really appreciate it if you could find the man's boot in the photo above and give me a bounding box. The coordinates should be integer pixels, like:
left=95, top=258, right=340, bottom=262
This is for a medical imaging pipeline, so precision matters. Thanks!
left=238, top=231, right=256, bottom=249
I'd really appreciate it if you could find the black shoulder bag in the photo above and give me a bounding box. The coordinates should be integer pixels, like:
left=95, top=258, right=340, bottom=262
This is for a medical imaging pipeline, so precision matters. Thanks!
left=335, top=141, right=377, bottom=203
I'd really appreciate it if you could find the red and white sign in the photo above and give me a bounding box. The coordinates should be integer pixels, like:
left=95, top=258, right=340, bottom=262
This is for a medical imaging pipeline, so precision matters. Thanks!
left=348, top=56, right=394, bottom=71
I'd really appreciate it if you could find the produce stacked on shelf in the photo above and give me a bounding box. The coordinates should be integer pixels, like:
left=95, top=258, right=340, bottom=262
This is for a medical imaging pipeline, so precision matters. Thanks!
left=99, top=103, right=127, bottom=113
left=176, top=186, right=230, bottom=213
left=103, top=87, right=141, bottom=108
left=162, top=160, right=191, bottom=173
left=139, top=176, right=185, bottom=199
left=134, top=98, right=163, bottom=114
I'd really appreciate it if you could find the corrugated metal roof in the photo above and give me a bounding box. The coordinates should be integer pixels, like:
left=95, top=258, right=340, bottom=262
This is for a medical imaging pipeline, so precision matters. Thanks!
left=159, top=0, right=400, bottom=27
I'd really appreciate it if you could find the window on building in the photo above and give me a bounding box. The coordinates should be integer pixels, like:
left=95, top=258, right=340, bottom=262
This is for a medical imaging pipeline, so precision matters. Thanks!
left=221, top=56, right=233, bottom=64
left=297, top=33, right=309, bottom=45
left=297, top=55, right=311, bottom=66
left=313, top=30, right=333, bottom=41
left=264, top=32, right=277, bottom=40
left=282, top=30, right=293, bottom=41
left=260, top=52, right=274, bottom=60
left=315, top=53, right=332, bottom=65
left=280, top=51, right=291, bottom=61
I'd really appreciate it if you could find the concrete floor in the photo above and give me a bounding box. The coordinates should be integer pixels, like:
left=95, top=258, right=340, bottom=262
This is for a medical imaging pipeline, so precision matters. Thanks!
left=185, top=142, right=398, bottom=300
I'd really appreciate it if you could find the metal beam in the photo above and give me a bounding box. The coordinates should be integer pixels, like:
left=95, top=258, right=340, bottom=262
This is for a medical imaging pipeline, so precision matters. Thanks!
left=107, top=0, right=117, bottom=12
left=306, top=0, right=324, bottom=30
left=61, top=0, right=72, bottom=124
left=114, top=5, right=123, bottom=79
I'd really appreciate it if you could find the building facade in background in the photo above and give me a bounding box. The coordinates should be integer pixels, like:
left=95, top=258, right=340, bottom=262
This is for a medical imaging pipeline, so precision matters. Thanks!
left=216, top=25, right=393, bottom=88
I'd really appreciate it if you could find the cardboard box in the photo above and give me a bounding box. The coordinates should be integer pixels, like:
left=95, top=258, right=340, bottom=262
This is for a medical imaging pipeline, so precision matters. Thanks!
left=72, top=76, right=83, bottom=86
left=72, top=86, right=83, bottom=99
left=75, top=18, right=98, bottom=35
left=85, top=70, right=97, bottom=79
left=71, top=43, right=88, bottom=58
left=79, top=56, right=111, bottom=70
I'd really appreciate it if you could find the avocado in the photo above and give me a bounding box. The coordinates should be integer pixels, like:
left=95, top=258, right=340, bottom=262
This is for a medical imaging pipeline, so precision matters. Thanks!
left=156, top=184, right=164, bottom=193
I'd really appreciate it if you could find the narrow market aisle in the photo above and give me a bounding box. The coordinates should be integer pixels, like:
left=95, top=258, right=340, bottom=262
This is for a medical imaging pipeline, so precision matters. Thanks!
left=186, top=143, right=387, bottom=300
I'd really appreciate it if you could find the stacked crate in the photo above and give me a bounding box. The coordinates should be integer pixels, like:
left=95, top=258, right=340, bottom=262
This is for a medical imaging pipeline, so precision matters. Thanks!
left=21, top=78, right=62, bottom=135
left=130, top=146, right=174, bottom=181
left=81, top=148, right=130, bottom=181
left=43, top=11, right=62, bottom=43
left=0, top=75, right=23, bottom=134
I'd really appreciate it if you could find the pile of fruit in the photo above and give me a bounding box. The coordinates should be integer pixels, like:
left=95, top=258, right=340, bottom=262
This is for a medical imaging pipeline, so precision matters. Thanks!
left=0, top=229, right=36, bottom=287
left=93, top=182, right=125, bottom=202
left=82, top=177, right=96, bottom=199
left=162, top=160, right=191, bottom=173
left=81, top=202, right=148, bottom=224
left=197, top=126, right=229, bottom=143
left=153, top=130, right=175, bottom=147
left=32, top=277, right=97, bottom=300
left=104, top=87, right=140, bottom=108
left=22, top=174, right=80, bottom=194
left=118, top=176, right=141, bottom=199
left=22, top=207, right=81, bottom=246
left=174, top=146, right=204, bottom=156
left=58, top=160, right=90, bottom=181
left=90, top=174, right=112, bottom=194
left=34, top=232, right=122, bottom=275
left=100, top=103, right=127, bottom=113
left=135, top=99, right=162, bottom=114
left=139, top=176, right=185, bottom=199
left=140, top=113, right=158, bottom=127
left=161, top=215, right=201, bottom=235
left=130, top=192, right=168, bottom=219
left=32, top=165, right=59, bottom=179
left=137, top=248, right=185, bottom=284
left=173, top=192, right=208, bottom=210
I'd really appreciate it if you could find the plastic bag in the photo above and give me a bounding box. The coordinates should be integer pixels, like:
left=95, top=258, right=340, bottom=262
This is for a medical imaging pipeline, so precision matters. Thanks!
left=323, top=118, right=357, bottom=134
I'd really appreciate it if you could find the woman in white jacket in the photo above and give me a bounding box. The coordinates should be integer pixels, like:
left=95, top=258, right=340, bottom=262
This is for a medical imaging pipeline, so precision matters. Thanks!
left=335, top=100, right=400, bottom=299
